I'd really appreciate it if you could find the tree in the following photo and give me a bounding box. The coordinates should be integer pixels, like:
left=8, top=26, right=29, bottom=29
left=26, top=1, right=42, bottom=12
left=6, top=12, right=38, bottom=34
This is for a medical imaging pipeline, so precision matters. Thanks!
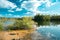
left=33, top=14, right=44, bottom=25
left=33, top=14, right=44, bottom=22
left=33, top=14, right=50, bottom=26
left=43, top=15, right=50, bottom=21
left=14, top=17, right=35, bottom=30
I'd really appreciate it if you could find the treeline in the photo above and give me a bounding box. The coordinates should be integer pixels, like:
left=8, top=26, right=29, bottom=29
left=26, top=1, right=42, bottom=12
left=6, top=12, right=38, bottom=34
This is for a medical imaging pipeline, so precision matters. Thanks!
left=33, top=14, right=50, bottom=21
left=33, top=14, right=60, bottom=26
left=33, top=14, right=60, bottom=22
left=51, top=15, right=60, bottom=21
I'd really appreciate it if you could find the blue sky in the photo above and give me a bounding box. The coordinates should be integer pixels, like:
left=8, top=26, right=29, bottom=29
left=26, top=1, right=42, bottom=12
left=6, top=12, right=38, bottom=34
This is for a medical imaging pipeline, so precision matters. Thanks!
left=0, top=0, right=60, bottom=18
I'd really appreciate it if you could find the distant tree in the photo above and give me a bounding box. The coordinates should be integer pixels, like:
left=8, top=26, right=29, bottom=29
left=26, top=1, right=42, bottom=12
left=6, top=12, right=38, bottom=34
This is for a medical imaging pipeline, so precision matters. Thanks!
left=33, top=14, right=50, bottom=25
left=51, top=15, right=60, bottom=21
left=33, top=14, right=44, bottom=22
left=43, top=15, right=50, bottom=21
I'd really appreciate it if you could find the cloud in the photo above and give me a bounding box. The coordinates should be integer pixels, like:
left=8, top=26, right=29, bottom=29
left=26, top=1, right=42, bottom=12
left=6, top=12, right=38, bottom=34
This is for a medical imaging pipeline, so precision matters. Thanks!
left=0, top=0, right=17, bottom=9
left=16, top=8, right=22, bottom=11
left=8, top=14, right=13, bottom=16
left=21, top=0, right=41, bottom=11
left=5, top=13, right=13, bottom=17
left=13, top=15, right=21, bottom=18
left=4, top=14, right=21, bottom=18
left=21, top=1, right=40, bottom=15
left=0, top=0, right=25, bottom=13
left=8, top=10, right=14, bottom=12
left=45, top=0, right=56, bottom=7
left=26, top=12, right=31, bottom=14
left=21, top=0, right=57, bottom=15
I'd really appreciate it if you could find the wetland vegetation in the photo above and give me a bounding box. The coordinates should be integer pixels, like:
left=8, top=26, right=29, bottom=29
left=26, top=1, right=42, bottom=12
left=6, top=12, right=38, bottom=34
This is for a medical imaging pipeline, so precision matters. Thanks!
left=0, top=14, right=60, bottom=30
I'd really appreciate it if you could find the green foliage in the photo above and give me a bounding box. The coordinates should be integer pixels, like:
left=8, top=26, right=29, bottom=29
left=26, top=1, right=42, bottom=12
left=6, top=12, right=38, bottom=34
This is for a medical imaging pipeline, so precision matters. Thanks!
left=0, top=14, right=60, bottom=30
left=33, top=14, right=44, bottom=22
left=43, top=15, right=50, bottom=21
left=51, top=15, right=60, bottom=21
left=33, top=14, right=51, bottom=25
left=0, top=23, right=3, bottom=31
left=33, top=14, right=50, bottom=21
left=7, top=17, right=35, bottom=30
left=14, top=17, right=35, bottom=30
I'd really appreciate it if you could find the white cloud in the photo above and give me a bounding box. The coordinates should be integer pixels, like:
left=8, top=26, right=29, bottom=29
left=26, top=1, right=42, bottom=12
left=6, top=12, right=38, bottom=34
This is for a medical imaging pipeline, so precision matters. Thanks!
left=21, top=0, right=56, bottom=15
left=0, top=0, right=25, bottom=12
left=8, top=8, right=23, bottom=12
left=0, top=0, right=17, bottom=9
left=26, top=12, right=33, bottom=15
left=5, top=14, right=13, bottom=17
left=16, top=8, right=22, bottom=11
left=22, top=0, right=41, bottom=11
left=46, top=1, right=51, bottom=7
left=8, top=10, right=14, bottom=12
left=26, top=12, right=30, bottom=14
left=13, top=15, right=21, bottom=18
left=45, top=0, right=56, bottom=7
left=8, top=14, right=12, bottom=16
left=21, top=1, right=41, bottom=15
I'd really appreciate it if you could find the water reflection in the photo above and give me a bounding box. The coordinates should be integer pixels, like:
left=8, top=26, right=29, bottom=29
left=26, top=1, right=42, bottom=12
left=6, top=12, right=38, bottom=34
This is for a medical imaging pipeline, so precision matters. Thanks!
left=35, top=21, right=60, bottom=40
left=3, top=20, right=15, bottom=26
left=37, top=27, right=60, bottom=40
left=51, top=21, right=60, bottom=25
left=37, top=21, right=60, bottom=26
left=3, top=20, right=15, bottom=30
left=37, top=21, right=50, bottom=26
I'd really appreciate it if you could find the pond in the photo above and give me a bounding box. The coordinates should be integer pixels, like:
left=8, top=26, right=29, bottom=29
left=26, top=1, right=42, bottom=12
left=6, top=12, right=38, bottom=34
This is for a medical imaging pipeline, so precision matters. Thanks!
left=2, top=20, right=15, bottom=30
left=33, top=21, right=60, bottom=40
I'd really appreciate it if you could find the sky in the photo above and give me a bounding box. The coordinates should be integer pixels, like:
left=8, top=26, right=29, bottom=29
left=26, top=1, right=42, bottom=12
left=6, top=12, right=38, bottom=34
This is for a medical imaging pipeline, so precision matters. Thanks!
left=0, top=0, right=60, bottom=18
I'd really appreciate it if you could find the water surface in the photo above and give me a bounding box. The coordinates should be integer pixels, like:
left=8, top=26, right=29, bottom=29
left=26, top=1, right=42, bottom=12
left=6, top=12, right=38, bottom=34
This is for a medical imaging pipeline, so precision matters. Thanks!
left=35, top=21, right=60, bottom=40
